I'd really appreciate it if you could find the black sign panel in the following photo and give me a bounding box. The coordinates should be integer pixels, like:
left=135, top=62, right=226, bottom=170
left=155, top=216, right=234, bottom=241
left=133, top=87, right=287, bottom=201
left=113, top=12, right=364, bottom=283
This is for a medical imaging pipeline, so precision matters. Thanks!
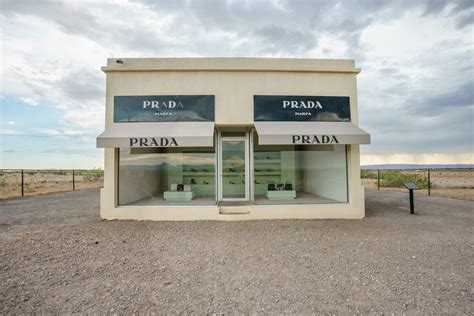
left=114, top=95, right=214, bottom=122
left=254, top=95, right=350, bottom=122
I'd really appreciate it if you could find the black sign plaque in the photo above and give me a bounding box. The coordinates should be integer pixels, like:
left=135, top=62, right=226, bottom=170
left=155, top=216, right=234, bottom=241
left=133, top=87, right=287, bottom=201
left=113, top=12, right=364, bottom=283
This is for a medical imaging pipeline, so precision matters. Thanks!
left=254, top=95, right=350, bottom=122
left=114, top=95, right=215, bottom=122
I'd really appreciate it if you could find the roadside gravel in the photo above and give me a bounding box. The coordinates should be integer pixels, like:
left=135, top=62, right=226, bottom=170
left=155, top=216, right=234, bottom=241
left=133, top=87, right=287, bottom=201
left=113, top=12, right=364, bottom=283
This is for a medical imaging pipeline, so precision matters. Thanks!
left=0, top=188, right=473, bottom=314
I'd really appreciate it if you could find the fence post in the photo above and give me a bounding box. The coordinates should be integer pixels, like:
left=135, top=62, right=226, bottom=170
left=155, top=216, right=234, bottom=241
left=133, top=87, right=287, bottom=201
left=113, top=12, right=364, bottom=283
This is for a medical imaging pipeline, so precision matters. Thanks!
left=377, top=169, right=380, bottom=190
left=21, top=169, right=24, bottom=197
left=428, top=169, right=431, bottom=196
left=72, top=170, right=75, bottom=191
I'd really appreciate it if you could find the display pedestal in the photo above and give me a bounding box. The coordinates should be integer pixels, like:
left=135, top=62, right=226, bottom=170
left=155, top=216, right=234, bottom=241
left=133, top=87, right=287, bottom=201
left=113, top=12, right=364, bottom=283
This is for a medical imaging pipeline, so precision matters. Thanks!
left=164, top=191, right=195, bottom=201
left=265, top=190, right=296, bottom=200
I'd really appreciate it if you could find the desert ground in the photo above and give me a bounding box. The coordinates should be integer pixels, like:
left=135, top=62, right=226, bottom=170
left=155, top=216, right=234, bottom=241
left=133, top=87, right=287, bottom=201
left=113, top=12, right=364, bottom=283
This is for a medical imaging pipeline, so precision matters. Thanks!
left=2, top=169, right=473, bottom=201
left=0, top=188, right=472, bottom=314
left=0, top=170, right=103, bottom=200
left=362, top=169, right=474, bottom=201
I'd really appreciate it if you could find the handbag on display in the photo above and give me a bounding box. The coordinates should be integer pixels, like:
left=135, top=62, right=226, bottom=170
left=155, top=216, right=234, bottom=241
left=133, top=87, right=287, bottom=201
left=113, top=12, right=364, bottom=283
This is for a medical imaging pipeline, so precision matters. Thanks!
left=285, top=181, right=293, bottom=191
left=268, top=181, right=276, bottom=191
left=276, top=183, right=285, bottom=191
left=183, top=185, right=192, bottom=192
left=171, top=183, right=178, bottom=191
left=177, top=184, right=184, bottom=191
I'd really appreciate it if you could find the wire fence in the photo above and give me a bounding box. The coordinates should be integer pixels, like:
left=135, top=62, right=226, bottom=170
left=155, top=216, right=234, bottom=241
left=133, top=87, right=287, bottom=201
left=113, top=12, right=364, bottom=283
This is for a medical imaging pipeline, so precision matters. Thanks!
left=0, top=169, right=104, bottom=200
left=1, top=168, right=473, bottom=201
left=361, top=168, right=474, bottom=201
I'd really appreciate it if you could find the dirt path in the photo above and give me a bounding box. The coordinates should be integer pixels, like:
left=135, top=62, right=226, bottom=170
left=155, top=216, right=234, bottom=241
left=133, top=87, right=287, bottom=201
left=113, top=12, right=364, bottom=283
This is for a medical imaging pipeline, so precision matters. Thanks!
left=0, top=189, right=472, bottom=314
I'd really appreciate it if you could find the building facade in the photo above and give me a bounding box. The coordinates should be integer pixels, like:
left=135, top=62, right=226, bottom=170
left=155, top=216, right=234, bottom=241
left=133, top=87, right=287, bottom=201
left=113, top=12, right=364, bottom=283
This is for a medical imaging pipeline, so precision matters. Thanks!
left=97, top=58, right=370, bottom=220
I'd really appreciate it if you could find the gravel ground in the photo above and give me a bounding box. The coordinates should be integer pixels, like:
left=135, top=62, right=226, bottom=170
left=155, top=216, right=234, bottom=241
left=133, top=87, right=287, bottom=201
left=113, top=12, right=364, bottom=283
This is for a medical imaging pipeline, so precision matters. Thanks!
left=0, top=188, right=473, bottom=314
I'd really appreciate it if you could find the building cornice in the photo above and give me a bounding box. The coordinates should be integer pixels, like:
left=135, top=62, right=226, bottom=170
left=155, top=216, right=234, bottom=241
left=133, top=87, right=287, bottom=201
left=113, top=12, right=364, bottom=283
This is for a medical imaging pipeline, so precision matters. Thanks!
left=101, top=58, right=361, bottom=74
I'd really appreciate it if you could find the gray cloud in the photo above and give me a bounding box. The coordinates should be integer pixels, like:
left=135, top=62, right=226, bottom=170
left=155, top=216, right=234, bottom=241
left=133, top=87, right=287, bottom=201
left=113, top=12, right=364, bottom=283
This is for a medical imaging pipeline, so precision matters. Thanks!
left=3, top=0, right=471, bottom=57
left=1, top=0, right=472, bottom=162
left=422, top=82, right=473, bottom=110
left=57, top=69, right=104, bottom=103
left=253, top=25, right=314, bottom=54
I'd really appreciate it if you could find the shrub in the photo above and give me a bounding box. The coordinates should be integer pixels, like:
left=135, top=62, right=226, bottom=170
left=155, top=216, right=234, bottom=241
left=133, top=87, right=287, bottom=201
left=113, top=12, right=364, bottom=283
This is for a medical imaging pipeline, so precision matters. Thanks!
left=82, top=167, right=104, bottom=182
left=361, top=169, right=378, bottom=179
left=380, top=170, right=430, bottom=189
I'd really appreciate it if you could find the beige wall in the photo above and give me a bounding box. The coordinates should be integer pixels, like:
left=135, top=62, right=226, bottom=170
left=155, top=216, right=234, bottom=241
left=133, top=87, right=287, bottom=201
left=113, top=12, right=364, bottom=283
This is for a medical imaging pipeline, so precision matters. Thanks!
left=119, top=164, right=161, bottom=205
left=302, top=145, right=348, bottom=202
left=104, top=71, right=359, bottom=127
left=99, top=58, right=365, bottom=220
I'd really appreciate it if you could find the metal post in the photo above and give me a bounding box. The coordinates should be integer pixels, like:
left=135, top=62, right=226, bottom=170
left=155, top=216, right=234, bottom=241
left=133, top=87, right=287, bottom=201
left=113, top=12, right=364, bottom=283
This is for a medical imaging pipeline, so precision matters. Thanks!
left=409, top=189, right=414, bottom=214
left=377, top=169, right=380, bottom=190
left=427, top=169, right=431, bottom=196
left=72, top=170, right=75, bottom=191
left=21, top=169, right=24, bottom=197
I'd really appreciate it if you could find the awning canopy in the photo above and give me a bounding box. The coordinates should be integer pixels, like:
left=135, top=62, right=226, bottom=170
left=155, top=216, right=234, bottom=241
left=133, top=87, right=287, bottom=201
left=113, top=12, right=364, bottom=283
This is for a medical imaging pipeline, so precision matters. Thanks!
left=96, top=122, right=215, bottom=148
left=254, top=122, right=370, bottom=145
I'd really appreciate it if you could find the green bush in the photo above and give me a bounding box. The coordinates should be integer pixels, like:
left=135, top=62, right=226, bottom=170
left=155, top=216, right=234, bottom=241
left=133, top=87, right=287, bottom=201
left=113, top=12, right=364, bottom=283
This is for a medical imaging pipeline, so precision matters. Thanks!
left=82, top=167, right=104, bottom=181
left=380, top=170, right=430, bottom=189
left=361, top=169, right=378, bottom=179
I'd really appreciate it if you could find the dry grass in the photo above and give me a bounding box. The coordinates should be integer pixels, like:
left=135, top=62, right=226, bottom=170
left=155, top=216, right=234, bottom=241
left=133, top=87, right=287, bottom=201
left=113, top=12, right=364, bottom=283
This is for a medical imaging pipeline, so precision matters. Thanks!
left=361, top=169, right=474, bottom=201
left=0, top=171, right=103, bottom=200
left=2, top=169, right=472, bottom=201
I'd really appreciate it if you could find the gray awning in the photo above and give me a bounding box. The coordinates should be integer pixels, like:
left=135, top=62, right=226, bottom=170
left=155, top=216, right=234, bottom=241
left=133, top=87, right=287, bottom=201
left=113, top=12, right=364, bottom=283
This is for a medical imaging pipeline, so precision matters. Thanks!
left=96, top=122, right=215, bottom=148
left=254, top=122, right=370, bottom=145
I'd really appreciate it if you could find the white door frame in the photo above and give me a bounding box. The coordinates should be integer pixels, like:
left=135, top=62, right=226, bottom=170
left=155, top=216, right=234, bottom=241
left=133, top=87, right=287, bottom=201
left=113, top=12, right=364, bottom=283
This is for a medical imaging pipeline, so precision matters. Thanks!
left=218, top=135, right=250, bottom=201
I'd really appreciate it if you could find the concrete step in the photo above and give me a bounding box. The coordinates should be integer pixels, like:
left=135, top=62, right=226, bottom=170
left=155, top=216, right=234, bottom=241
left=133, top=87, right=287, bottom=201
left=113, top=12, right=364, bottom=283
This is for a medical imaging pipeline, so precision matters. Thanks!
left=218, top=205, right=251, bottom=215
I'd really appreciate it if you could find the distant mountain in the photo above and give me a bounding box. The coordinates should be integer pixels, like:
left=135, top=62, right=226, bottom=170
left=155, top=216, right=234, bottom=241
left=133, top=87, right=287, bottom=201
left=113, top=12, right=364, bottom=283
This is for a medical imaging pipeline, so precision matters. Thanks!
left=361, top=164, right=473, bottom=170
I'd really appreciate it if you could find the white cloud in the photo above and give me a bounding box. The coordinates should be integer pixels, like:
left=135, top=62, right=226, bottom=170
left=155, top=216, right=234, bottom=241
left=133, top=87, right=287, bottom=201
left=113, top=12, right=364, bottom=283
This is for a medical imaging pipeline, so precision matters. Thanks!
left=361, top=153, right=474, bottom=165
left=19, top=97, right=39, bottom=107
left=0, top=128, right=22, bottom=135
left=0, top=121, right=16, bottom=125
left=0, top=0, right=472, bottom=167
left=1, top=13, right=107, bottom=123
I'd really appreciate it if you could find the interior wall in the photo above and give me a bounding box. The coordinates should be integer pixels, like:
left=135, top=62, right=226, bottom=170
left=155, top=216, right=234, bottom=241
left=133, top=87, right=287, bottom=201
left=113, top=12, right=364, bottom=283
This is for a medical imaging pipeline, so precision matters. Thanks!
left=302, top=145, right=348, bottom=202
left=118, top=164, right=161, bottom=205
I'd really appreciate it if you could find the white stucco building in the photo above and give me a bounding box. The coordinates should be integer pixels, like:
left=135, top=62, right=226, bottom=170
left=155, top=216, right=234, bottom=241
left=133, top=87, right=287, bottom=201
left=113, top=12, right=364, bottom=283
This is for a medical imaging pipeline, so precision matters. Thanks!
left=97, top=58, right=370, bottom=220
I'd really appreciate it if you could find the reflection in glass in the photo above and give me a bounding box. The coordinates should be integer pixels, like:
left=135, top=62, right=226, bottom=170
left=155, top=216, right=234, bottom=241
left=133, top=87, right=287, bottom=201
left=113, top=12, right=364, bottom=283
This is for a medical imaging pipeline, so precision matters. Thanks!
left=118, top=147, right=215, bottom=206
left=221, top=140, right=246, bottom=199
left=253, top=133, right=348, bottom=204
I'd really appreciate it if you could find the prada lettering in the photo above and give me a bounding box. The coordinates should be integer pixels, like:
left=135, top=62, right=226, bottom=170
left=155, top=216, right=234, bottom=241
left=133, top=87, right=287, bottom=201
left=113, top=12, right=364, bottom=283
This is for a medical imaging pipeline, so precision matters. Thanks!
left=129, top=137, right=178, bottom=147
left=283, top=100, right=323, bottom=117
left=292, top=135, right=340, bottom=144
left=143, top=100, right=184, bottom=109
left=282, top=100, right=323, bottom=109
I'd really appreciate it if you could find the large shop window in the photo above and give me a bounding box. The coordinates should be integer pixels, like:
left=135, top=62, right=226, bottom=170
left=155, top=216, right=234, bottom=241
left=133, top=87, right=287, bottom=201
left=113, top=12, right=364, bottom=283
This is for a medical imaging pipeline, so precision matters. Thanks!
left=253, top=134, right=348, bottom=204
left=118, top=147, right=216, bottom=206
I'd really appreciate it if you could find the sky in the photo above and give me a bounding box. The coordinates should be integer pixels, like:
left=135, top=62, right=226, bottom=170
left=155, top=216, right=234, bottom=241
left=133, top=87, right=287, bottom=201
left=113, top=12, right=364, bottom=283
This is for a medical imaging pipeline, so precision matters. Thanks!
left=0, top=0, right=473, bottom=169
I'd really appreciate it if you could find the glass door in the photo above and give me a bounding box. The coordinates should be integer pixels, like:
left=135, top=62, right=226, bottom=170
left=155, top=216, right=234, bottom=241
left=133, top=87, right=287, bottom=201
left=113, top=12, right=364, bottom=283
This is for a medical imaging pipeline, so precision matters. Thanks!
left=219, top=137, right=249, bottom=201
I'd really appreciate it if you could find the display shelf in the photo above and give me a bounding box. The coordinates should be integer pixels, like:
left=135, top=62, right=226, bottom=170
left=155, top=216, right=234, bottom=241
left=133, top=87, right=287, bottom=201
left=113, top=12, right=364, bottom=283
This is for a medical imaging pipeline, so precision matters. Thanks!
left=182, top=172, right=215, bottom=176
left=253, top=152, right=282, bottom=195
left=254, top=159, right=281, bottom=164
left=164, top=191, right=195, bottom=201
left=254, top=172, right=281, bottom=176
left=265, top=190, right=296, bottom=200
left=222, top=172, right=245, bottom=176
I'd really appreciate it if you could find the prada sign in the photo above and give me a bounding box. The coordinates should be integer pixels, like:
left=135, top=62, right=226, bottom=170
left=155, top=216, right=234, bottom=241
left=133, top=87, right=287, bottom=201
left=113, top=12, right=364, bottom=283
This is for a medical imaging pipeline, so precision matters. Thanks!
left=114, top=95, right=215, bottom=122
left=254, top=95, right=350, bottom=122
left=292, top=135, right=339, bottom=144
left=129, top=137, right=178, bottom=147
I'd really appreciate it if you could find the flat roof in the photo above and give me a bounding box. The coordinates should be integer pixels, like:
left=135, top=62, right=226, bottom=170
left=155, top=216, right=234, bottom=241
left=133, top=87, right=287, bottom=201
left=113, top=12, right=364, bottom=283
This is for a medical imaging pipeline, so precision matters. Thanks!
left=102, top=57, right=360, bottom=74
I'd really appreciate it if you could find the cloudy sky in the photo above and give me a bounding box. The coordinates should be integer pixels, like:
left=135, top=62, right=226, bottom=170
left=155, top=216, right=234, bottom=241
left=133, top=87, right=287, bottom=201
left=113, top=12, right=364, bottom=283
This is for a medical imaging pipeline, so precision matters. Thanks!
left=0, top=0, right=473, bottom=169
